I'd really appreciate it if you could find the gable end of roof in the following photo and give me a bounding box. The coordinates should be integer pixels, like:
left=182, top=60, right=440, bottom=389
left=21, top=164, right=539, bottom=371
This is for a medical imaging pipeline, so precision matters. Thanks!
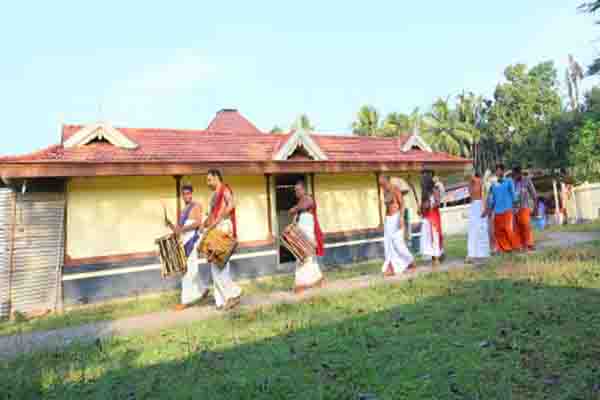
left=63, top=123, right=139, bottom=150
left=273, top=128, right=328, bottom=161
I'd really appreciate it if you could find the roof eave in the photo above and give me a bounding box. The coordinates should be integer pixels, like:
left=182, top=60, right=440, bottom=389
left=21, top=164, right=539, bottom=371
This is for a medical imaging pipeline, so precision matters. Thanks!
left=0, top=159, right=471, bottom=179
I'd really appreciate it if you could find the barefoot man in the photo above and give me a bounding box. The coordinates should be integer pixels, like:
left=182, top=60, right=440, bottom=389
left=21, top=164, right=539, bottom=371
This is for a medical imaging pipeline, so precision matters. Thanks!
left=289, top=181, right=325, bottom=293
left=512, top=165, right=538, bottom=252
left=204, top=169, right=243, bottom=310
left=483, top=164, right=519, bottom=253
left=466, top=172, right=490, bottom=263
left=379, top=175, right=416, bottom=276
left=420, top=173, right=444, bottom=266
left=166, top=185, right=210, bottom=311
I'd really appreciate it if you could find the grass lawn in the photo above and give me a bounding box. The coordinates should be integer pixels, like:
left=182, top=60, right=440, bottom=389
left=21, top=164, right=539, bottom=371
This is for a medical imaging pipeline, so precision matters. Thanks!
left=0, top=219, right=595, bottom=339
left=2, top=242, right=600, bottom=399
left=0, top=236, right=470, bottom=338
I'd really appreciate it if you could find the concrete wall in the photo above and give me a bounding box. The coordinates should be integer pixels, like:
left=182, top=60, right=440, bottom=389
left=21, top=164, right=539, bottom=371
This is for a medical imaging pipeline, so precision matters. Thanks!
left=440, top=204, right=469, bottom=235
left=67, top=176, right=176, bottom=259
left=314, top=173, right=380, bottom=232
left=573, top=183, right=600, bottom=221
left=186, top=175, right=270, bottom=242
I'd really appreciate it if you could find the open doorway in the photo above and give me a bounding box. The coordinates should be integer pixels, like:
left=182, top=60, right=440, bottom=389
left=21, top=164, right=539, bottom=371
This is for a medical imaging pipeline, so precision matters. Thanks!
left=275, top=174, right=307, bottom=264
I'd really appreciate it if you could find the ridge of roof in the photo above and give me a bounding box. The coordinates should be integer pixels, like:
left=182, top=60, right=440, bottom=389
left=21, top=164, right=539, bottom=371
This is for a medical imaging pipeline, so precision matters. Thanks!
left=206, top=109, right=263, bottom=134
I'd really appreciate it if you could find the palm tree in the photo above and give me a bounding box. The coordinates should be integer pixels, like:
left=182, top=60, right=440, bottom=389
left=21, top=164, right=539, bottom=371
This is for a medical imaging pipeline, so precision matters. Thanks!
left=291, top=114, right=314, bottom=131
left=381, top=108, right=427, bottom=137
left=352, top=105, right=381, bottom=136
left=566, top=54, right=584, bottom=112
left=424, top=97, right=474, bottom=157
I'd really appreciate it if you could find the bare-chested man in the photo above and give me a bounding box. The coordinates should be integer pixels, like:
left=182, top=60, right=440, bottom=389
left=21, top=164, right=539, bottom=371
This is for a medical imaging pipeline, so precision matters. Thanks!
left=203, top=169, right=243, bottom=310
left=166, top=185, right=210, bottom=311
left=378, top=175, right=416, bottom=276
left=466, top=172, right=490, bottom=262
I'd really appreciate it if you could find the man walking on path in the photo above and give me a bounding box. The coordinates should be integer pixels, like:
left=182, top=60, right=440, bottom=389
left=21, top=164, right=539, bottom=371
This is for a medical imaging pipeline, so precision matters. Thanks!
left=483, top=164, right=519, bottom=253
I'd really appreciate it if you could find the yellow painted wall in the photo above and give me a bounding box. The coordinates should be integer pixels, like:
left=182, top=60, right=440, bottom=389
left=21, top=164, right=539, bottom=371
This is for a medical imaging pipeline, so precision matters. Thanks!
left=67, top=175, right=269, bottom=259
left=185, top=175, right=269, bottom=243
left=67, top=176, right=177, bottom=259
left=314, top=173, right=380, bottom=232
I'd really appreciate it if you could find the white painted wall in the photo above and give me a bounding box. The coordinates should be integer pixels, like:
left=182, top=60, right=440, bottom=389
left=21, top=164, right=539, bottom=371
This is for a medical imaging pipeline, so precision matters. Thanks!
left=573, top=183, right=600, bottom=221
left=440, top=204, right=470, bottom=235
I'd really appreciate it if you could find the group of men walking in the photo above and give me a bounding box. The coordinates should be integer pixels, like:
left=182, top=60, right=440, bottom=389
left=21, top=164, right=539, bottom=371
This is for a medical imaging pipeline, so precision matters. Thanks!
left=169, top=164, right=538, bottom=312
left=169, top=170, right=326, bottom=312
left=380, top=163, right=540, bottom=278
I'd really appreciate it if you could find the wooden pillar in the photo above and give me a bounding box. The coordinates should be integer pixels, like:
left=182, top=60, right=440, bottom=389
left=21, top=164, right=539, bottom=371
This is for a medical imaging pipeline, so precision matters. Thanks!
left=265, top=174, right=273, bottom=238
left=375, top=172, right=383, bottom=227
left=174, top=176, right=182, bottom=222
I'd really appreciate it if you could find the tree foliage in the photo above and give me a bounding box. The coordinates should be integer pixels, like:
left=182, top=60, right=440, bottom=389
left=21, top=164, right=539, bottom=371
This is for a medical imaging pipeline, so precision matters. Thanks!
left=579, top=1, right=600, bottom=75
left=569, top=118, right=600, bottom=182
left=485, top=62, right=562, bottom=166
left=352, top=105, right=381, bottom=136
left=291, top=114, right=314, bottom=131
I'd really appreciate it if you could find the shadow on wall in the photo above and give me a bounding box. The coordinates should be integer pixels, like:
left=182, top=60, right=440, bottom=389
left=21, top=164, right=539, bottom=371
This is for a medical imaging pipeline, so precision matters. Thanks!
left=6, top=277, right=600, bottom=399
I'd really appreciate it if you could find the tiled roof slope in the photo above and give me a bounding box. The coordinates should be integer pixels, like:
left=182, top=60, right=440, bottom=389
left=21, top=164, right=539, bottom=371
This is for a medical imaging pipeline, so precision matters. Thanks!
left=0, top=111, right=469, bottom=165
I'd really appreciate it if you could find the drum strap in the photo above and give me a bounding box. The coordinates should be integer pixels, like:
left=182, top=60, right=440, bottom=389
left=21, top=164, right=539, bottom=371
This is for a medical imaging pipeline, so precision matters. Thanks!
left=311, top=201, right=325, bottom=256
left=180, top=202, right=200, bottom=257
left=210, top=184, right=237, bottom=239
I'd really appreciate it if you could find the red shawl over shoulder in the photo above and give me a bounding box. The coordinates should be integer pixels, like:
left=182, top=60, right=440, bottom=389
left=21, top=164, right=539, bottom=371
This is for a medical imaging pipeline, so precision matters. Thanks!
left=209, top=184, right=237, bottom=239
left=309, top=199, right=325, bottom=257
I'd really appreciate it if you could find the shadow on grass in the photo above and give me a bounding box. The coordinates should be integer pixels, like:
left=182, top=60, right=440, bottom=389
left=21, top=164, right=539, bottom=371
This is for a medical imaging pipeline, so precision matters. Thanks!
left=3, top=262, right=600, bottom=400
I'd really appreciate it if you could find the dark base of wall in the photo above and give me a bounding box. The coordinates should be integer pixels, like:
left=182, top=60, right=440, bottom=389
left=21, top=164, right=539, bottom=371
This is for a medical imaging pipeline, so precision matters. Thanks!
left=63, top=240, right=384, bottom=305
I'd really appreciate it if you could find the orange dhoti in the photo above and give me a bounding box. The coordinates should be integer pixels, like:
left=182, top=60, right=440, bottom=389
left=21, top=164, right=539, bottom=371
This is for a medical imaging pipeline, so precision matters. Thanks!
left=514, top=207, right=534, bottom=250
left=494, top=211, right=519, bottom=252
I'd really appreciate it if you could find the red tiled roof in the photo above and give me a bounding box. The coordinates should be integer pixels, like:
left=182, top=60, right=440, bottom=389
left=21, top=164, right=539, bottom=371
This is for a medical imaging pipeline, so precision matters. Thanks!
left=0, top=110, right=470, bottom=166
left=0, top=128, right=468, bottom=164
left=206, top=109, right=263, bottom=135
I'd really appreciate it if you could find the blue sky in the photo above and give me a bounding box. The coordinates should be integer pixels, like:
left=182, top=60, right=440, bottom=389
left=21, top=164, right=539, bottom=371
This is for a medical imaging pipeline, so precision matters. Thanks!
left=1, top=1, right=599, bottom=154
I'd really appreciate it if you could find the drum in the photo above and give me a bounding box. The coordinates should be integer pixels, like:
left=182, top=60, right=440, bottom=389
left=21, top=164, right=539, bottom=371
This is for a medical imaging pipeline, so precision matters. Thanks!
left=155, top=233, right=188, bottom=278
left=281, top=223, right=315, bottom=263
left=198, top=228, right=238, bottom=269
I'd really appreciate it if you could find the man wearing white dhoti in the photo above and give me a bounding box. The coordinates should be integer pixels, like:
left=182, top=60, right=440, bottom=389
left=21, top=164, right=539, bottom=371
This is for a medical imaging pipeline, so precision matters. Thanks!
left=167, top=185, right=210, bottom=311
left=466, top=172, right=490, bottom=263
left=289, top=181, right=325, bottom=294
left=378, top=175, right=416, bottom=276
left=420, top=173, right=444, bottom=266
left=204, top=169, right=243, bottom=310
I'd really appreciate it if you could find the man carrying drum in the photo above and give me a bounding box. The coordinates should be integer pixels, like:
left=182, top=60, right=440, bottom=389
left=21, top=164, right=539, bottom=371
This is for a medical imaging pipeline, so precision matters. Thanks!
left=166, top=185, right=210, bottom=311
left=203, top=169, right=243, bottom=310
left=288, top=181, right=325, bottom=294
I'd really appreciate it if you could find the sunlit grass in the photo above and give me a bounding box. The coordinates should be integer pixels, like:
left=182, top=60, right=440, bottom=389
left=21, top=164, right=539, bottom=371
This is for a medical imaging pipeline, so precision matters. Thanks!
left=1, top=221, right=597, bottom=339
left=3, top=243, right=600, bottom=399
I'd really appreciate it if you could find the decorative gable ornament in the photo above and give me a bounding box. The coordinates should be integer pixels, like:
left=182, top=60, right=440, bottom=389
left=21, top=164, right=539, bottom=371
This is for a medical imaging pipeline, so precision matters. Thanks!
left=63, top=122, right=138, bottom=149
left=273, top=128, right=328, bottom=161
left=401, top=134, right=432, bottom=152
left=401, top=122, right=432, bottom=152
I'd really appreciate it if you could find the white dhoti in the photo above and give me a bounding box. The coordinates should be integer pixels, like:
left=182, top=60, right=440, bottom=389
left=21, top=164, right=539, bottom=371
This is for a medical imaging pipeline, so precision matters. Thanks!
left=420, top=219, right=443, bottom=258
left=209, top=219, right=242, bottom=308
left=180, top=219, right=209, bottom=305
left=295, top=213, right=323, bottom=290
left=382, top=212, right=414, bottom=274
left=467, top=200, right=490, bottom=259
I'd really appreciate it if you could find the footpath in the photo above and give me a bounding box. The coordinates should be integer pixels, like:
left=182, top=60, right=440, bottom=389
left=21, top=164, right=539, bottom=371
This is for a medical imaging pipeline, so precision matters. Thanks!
left=0, top=231, right=597, bottom=360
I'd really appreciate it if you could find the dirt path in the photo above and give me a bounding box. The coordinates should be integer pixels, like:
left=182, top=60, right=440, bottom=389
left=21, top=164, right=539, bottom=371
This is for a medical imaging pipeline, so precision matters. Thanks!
left=0, top=231, right=598, bottom=360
